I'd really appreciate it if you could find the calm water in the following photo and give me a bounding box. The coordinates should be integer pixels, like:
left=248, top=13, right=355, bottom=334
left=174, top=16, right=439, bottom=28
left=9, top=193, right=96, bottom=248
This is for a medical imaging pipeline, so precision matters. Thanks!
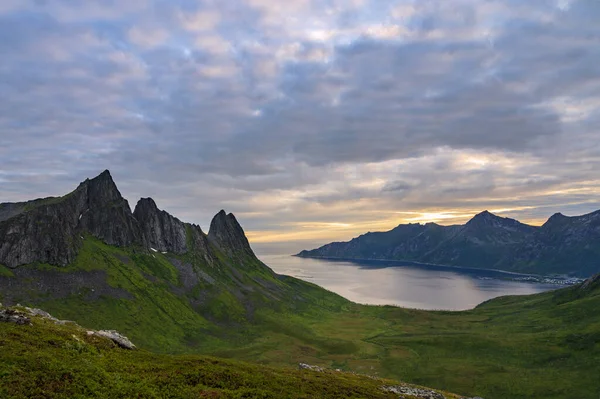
left=260, top=255, right=559, bottom=310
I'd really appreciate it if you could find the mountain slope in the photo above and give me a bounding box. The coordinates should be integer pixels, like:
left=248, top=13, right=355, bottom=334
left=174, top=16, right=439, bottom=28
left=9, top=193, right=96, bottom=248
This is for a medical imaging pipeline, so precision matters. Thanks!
left=506, top=210, right=600, bottom=275
left=298, top=210, right=600, bottom=276
left=2, top=171, right=600, bottom=398
left=0, top=170, right=351, bottom=354
left=0, top=305, right=466, bottom=399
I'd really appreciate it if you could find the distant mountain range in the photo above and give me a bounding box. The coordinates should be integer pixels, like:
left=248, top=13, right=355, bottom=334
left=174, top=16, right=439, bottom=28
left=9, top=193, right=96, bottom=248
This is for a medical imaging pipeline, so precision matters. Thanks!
left=297, top=210, right=600, bottom=277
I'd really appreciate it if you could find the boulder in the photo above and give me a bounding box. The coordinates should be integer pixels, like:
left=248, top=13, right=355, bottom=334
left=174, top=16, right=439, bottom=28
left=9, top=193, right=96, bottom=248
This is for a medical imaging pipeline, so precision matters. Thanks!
left=0, top=308, right=30, bottom=325
left=382, top=385, right=446, bottom=399
left=298, top=363, right=324, bottom=372
left=92, top=330, right=136, bottom=349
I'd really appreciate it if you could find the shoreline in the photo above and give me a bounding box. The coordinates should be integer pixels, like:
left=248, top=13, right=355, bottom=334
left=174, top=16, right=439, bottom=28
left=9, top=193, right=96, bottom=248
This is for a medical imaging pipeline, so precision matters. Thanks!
left=292, top=254, right=584, bottom=284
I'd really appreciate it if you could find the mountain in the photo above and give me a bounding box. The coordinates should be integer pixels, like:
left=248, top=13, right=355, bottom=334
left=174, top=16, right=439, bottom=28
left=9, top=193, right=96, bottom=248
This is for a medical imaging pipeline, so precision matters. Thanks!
left=0, top=170, right=213, bottom=268
left=0, top=170, right=350, bottom=354
left=297, top=210, right=600, bottom=276
left=2, top=171, right=600, bottom=398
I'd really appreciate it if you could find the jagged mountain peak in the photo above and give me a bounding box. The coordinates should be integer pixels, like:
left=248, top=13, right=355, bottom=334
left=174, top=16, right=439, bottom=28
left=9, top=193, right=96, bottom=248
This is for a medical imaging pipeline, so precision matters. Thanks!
left=78, top=169, right=125, bottom=206
left=465, top=210, right=533, bottom=230
left=0, top=172, right=253, bottom=268
left=468, top=210, right=499, bottom=221
left=81, top=169, right=115, bottom=186
left=133, top=197, right=190, bottom=254
left=208, top=210, right=254, bottom=256
left=134, top=197, right=159, bottom=212
left=95, top=169, right=112, bottom=180
left=543, top=212, right=568, bottom=228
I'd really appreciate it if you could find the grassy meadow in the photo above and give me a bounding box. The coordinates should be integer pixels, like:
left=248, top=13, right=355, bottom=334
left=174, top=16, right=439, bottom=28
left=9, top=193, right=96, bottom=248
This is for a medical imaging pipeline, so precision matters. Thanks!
left=1, top=236, right=599, bottom=398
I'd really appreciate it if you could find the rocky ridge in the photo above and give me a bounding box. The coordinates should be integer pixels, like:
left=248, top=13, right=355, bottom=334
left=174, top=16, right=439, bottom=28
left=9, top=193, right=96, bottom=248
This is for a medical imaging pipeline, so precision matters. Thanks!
left=0, top=303, right=136, bottom=349
left=0, top=170, right=248, bottom=269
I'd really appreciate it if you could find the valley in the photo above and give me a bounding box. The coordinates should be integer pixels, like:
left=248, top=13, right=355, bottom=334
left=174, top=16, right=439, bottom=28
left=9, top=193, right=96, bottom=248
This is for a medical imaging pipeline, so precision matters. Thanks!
left=1, top=171, right=599, bottom=399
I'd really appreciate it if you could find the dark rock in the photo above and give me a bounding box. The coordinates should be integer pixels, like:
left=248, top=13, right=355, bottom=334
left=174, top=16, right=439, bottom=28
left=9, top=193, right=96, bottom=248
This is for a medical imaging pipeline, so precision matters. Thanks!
left=79, top=170, right=143, bottom=248
left=0, top=170, right=256, bottom=275
left=0, top=261, right=134, bottom=305
left=134, top=197, right=188, bottom=254
left=0, top=308, right=30, bottom=325
left=0, top=170, right=142, bottom=268
left=382, top=385, right=445, bottom=398
left=208, top=210, right=255, bottom=257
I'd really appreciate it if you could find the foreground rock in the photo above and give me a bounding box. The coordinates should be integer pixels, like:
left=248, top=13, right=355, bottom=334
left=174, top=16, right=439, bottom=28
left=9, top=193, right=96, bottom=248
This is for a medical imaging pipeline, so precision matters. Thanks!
left=298, top=363, right=324, bottom=372
left=89, top=330, right=136, bottom=350
left=382, top=385, right=446, bottom=399
left=0, top=304, right=136, bottom=349
left=21, top=306, right=74, bottom=325
left=0, top=308, right=30, bottom=325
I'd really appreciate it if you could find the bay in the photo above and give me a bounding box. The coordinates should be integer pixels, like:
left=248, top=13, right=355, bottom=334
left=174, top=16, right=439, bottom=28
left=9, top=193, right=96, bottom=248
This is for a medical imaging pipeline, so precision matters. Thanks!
left=260, top=254, right=559, bottom=310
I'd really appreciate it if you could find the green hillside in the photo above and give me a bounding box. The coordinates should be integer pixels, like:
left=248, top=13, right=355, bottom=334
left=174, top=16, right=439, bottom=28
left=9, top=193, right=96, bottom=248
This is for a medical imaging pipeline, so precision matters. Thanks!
left=1, top=235, right=600, bottom=398
left=0, top=307, right=465, bottom=399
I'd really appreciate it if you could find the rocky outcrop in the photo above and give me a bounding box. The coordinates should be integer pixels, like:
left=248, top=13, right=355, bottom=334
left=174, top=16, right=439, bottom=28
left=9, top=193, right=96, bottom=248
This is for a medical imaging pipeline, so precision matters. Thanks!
left=382, top=385, right=446, bottom=399
left=0, top=170, right=250, bottom=269
left=79, top=170, right=143, bottom=248
left=0, top=304, right=136, bottom=349
left=580, top=273, right=600, bottom=291
left=298, top=209, right=600, bottom=276
left=0, top=182, right=88, bottom=267
left=208, top=210, right=255, bottom=257
left=298, top=363, right=324, bottom=372
left=0, top=170, right=143, bottom=268
left=89, top=330, right=136, bottom=349
left=134, top=197, right=188, bottom=254
left=0, top=308, right=31, bottom=325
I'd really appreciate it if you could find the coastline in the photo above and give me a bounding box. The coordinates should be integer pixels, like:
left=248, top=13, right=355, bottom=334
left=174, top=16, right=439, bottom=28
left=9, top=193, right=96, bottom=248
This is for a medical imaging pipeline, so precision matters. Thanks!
left=293, top=254, right=584, bottom=285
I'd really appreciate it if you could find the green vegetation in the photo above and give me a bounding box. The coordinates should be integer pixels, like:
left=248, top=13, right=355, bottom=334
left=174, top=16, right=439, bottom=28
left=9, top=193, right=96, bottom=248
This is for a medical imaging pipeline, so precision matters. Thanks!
left=2, top=236, right=599, bottom=398
left=0, top=312, right=463, bottom=399
left=0, top=264, right=13, bottom=277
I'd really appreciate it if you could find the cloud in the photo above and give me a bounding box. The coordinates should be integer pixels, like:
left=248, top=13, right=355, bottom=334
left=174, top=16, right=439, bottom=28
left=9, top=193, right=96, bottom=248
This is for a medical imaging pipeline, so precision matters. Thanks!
left=0, top=0, right=599, bottom=254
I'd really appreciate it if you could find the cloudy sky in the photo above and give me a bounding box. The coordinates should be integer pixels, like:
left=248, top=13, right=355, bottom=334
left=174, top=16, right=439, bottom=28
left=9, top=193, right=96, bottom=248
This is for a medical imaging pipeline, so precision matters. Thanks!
left=1, top=0, right=599, bottom=254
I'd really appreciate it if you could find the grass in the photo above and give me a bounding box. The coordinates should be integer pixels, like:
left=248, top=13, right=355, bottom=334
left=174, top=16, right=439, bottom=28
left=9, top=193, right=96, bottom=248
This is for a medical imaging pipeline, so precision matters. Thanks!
left=2, top=236, right=599, bottom=398
left=0, top=311, right=464, bottom=399
left=0, top=264, right=14, bottom=277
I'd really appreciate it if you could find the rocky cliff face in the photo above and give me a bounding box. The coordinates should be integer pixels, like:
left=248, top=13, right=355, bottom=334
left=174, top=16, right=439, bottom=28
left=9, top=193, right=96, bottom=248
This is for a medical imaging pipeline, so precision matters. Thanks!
left=0, top=170, right=252, bottom=269
left=0, top=170, right=129, bottom=267
left=208, top=210, right=255, bottom=257
left=133, top=197, right=188, bottom=254
left=298, top=210, right=600, bottom=276
left=78, top=170, right=143, bottom=248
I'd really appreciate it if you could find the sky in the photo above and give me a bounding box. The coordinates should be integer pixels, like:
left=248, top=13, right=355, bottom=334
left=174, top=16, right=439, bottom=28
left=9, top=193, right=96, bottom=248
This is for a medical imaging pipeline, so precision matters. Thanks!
left=1, top=0, right=599, bottom=255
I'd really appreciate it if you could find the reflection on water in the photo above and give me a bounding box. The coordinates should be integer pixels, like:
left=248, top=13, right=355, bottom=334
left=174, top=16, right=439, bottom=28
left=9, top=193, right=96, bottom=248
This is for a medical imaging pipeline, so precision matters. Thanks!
left=259, top=254, right=559, bottom=311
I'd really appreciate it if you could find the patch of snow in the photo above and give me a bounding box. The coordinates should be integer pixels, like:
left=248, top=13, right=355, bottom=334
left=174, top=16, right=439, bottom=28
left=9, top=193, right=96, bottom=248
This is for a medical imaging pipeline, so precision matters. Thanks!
left=79, top=214, right=82, bottom=220
left=161, top=251, right=167, bottom=254
left=150, top=248, right=157, bottom=252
